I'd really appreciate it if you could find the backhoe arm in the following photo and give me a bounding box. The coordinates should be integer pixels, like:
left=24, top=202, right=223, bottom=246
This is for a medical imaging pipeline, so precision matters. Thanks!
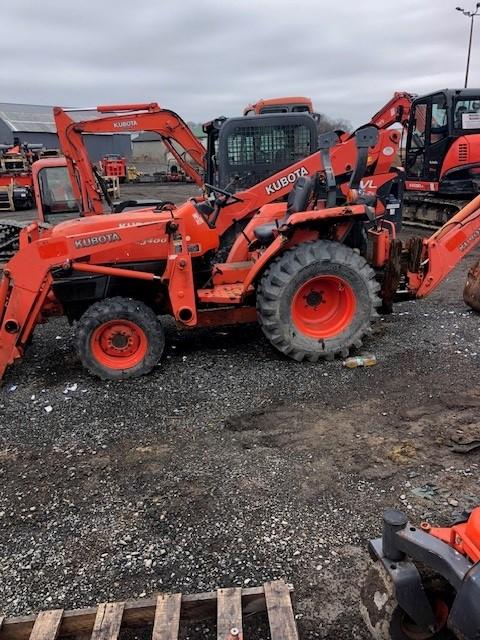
left=411, top=193, right=480, bottom=297
left=54, top=103, right=206, bottom=215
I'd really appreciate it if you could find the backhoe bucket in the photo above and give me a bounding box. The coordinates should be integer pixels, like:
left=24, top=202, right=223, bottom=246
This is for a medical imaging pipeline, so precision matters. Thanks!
left=463, top=258, right=480, bottom=312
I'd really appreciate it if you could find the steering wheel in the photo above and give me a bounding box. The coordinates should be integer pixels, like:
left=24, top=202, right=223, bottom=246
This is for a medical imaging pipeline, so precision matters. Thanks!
left=203, top=183, right=243, bottom=203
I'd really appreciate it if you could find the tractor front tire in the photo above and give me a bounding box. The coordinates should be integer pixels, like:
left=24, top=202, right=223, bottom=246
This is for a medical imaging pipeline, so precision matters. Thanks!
left=256, top=240, right=380, bottom=361
left=76, top=297, right=165, bottom=380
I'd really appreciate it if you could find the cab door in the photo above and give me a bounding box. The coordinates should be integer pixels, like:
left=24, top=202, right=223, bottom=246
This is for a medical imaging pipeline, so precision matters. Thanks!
left=406, top=97, right=429, bottom=180
left=423, top=92, right=450, bottom=181
left=406, top=93, right=450, bottom=183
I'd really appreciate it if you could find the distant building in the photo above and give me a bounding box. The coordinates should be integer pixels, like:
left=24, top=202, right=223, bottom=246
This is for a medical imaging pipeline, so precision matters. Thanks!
left=132, top=125, right=206, bottom=172
left=0, top=102, right=132, bottom=162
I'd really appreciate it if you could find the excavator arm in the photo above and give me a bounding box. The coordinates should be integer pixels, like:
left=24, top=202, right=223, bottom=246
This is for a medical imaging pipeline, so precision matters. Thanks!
left=54, top=103, right=206, bottom=215
left=369, top=91, right=415, bottom=129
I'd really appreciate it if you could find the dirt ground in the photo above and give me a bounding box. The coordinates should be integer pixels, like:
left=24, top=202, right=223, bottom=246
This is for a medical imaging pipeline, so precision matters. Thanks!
left=0, top=185, right=479, bottom=638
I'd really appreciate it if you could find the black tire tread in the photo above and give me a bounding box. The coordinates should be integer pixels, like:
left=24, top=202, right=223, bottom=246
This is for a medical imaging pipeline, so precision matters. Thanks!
left=257, top=240, right=380, bottom=361
left=75, top=296, right=164, bottom=380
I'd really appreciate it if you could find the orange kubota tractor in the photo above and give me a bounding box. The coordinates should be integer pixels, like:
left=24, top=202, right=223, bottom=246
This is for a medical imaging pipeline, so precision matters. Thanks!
left=0, top=124, right=405, bottom=380
left=0, top=121, right=479, bottom=382
left=27, top=102, right=403, bottom=224
left=0, top=100, right=403, bottom=265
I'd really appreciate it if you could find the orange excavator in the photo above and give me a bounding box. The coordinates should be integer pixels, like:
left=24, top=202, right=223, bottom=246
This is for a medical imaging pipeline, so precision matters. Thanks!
left=0, top=123, right=479, bottom=382
left=361, top=89, right=480, bottom=226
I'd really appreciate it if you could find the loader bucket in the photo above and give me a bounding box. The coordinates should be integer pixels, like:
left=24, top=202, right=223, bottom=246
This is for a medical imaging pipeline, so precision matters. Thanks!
left=463, top=258, right=480, bottom=312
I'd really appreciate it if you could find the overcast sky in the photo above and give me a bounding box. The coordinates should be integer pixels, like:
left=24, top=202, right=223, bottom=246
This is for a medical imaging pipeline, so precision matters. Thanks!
left=1, top=0, right=479, bottom=127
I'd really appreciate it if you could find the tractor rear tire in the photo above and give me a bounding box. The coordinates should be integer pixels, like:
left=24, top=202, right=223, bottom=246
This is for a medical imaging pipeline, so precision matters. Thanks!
left=256, top=240, right=380, bottom=361
left=76, top=297, right=164, bottom=380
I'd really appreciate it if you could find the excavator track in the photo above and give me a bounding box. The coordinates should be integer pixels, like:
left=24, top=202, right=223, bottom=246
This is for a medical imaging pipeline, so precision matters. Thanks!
left=0, top=219, right=25, bottom=266
left=402, top=194, right=468, bottom=229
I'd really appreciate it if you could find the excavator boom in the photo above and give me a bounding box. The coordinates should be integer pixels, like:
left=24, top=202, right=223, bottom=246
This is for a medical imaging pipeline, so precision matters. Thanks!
left=54, top=102, right=206, bottom=215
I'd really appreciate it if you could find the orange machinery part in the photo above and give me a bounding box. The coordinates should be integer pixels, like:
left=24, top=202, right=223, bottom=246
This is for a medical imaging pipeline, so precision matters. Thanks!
left=425, top=506, right=480, bottom=564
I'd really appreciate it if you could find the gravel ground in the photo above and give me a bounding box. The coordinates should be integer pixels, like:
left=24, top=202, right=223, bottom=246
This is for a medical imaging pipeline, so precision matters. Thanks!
left=1, top=190, right=479, bottom=638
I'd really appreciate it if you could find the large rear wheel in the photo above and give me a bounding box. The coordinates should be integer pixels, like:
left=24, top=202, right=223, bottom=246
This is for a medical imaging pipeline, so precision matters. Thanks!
left=256, top=240, right=380, bottom=361
left=76, top=297, right=164, bottom=380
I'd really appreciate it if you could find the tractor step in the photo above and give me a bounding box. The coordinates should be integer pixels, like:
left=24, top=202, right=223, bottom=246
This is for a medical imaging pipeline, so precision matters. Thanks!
left=198, top=283, right=253, bottom=304
left=0, top=580, right=297, bottom=640
left=212, top=261, right=254, bottom=285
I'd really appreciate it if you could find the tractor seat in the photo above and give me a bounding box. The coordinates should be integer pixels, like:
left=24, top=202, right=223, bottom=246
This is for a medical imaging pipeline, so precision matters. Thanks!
left=254, top=176, right=314, bottom=244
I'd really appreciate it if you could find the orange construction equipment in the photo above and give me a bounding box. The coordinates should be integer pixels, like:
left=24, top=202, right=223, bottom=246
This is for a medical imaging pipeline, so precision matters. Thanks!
left=243, top=96, right=314, bottom=115
left=0, top=124, right=479, bottom=382
left=29, top=102, right=403, bottom=229
left=360, top=89, right=480, bottom=226
left=100, top=154, right=127, bottom=182
left=54, top=103, right=206, bottom=216
left=362, top=507, right=480, bottom=639
left=0, top=142, right=40, bottom=210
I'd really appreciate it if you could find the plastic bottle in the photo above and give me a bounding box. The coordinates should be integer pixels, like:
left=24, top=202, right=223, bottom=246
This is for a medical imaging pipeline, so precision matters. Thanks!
left=343, top=355, right=377, bottom=368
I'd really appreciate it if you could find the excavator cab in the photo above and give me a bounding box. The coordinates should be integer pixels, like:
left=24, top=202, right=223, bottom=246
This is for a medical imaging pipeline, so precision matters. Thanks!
left=204, top=112, right=319, bottom=191
left=405, top=89, right=480, bottom=195
left=32, top=157, right=81, bottom=223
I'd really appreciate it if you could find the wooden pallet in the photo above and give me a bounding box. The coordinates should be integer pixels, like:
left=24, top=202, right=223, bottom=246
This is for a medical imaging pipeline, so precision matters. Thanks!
left=0, top=580, right=298, bottom=640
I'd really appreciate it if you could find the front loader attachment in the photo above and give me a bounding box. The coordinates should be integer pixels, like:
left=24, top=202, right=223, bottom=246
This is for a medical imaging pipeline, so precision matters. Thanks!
left=463, top=258, right=480, bottom=312
left=0, top=258, right=53, bottom=382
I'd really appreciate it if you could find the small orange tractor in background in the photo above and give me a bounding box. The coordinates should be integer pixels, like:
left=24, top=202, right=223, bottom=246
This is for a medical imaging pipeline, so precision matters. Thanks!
left=0, top=114, right=479, bottom=382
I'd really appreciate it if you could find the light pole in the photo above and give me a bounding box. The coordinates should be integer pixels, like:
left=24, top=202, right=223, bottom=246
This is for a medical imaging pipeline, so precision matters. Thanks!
left=456, top=3, right=480, bottom=87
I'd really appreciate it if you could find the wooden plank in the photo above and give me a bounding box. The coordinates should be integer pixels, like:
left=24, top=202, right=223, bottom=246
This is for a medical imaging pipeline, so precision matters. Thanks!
left=29, top=610, right=63, bottom=640
left=90, top=602, right=124, bottom=640
left=264, top=581, right=298, bottom=640
left=0, top=585, right=289, bottom=640
left=216, top=587, right=243, bottom=640
left=152, top=593, right=181, bottom=640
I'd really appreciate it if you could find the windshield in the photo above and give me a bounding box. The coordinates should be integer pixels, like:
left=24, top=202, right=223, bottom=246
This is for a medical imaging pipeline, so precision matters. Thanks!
left=454, top=98, right=480, bottom=130
left=38, top=166, right=80, bottom=222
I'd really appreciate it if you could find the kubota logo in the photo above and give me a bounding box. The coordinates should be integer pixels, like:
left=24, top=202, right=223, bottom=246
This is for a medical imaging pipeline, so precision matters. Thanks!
left=74, top=232, right=121, bottom=249
left=265, top=167, right=309, bottom=195
left=112, top=120, right=138, bottom=128
left=459, top=228, right=480, bottom=252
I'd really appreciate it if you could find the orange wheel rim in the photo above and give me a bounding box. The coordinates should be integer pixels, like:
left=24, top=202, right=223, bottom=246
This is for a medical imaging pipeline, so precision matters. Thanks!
left=90, top=320, right=148, bottom=370
left=291, top=275, right=356, bottom=339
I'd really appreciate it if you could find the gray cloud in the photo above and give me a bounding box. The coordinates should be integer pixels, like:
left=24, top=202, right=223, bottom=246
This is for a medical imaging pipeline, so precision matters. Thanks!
left=1, top=0, right=479, bottom=126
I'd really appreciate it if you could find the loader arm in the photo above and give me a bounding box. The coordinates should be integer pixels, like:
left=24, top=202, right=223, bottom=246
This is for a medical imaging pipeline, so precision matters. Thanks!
left=0, top=218, right=169, bottom=380
left=53, top=103, right=206, bottom=215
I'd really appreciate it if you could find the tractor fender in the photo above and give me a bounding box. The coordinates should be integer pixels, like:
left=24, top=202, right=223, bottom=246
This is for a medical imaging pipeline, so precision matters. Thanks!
left=243, top=204, right=369, bottom=290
